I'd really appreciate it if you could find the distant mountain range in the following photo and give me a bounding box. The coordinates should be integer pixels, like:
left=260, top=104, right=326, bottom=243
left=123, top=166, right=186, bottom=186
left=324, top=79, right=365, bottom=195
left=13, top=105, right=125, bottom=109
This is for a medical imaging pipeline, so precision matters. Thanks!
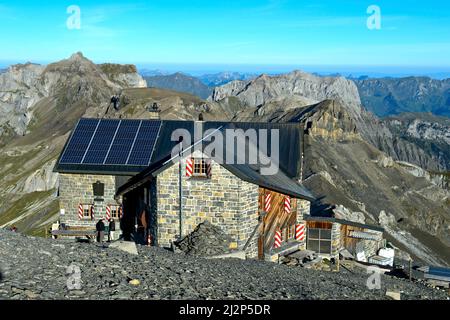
left=354, top=77, right=450, bottom=118
left=139, top=69, right=172, bottom=77
left=144, top=72, right=212, bottom=99
left=140, top=69, right=450, bottom=119
left=142, top=71, right=258, bottom=99
left=198, top=72, right=257, bottom=87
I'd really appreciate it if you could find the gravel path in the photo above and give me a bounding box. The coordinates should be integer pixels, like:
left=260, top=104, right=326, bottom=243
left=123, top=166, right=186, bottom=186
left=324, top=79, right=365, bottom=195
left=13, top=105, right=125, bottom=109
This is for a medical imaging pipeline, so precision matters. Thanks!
left=0, top=230, right=448, bottom=300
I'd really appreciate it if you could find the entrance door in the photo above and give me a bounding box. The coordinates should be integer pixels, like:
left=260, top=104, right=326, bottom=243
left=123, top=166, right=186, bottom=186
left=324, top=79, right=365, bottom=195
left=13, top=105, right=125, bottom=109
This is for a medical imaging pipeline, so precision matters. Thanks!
left=257, top=189, right=297, bottom=259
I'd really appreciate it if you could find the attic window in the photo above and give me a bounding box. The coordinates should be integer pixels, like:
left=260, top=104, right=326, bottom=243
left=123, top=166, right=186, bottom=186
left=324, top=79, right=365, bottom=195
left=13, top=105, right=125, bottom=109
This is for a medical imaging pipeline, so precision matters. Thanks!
left=193, top=158, right=208, bottom=177
left=186, top=158, right=212, bottom=178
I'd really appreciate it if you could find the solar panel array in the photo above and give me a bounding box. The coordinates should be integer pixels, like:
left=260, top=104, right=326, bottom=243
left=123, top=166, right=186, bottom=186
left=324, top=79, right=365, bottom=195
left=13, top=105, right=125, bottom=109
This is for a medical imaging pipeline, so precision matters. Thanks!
left=59, top=118, right=161, bottom=166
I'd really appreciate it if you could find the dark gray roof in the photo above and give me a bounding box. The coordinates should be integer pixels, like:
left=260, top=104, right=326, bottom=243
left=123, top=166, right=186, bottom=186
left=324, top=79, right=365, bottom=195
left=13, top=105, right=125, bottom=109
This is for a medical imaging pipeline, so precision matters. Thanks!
left=55, top=119, right=303, bottom=179
left=222, top=164, right=314, bottom=200
left=55, top=118, right=313, bottom=201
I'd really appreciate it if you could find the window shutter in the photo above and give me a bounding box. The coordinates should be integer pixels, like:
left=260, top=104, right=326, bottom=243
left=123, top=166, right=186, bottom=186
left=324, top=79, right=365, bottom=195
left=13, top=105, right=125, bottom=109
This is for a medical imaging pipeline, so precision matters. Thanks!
left=105, top=205, right=111, bottom=221
left=264, top=192, right=272, bottom=212
left=274, top=229, right=282, bottom=249
left=186, top=157, right=193, bottom=177
left=90, top=204, right=95, bottom=221
left=119, top=204, right=124, bottom=219
left=78, top=203, right=83, bottom=220
left=295, top=224, right=305, bottom=241
left=206, top=159, right=212, bottom=178
left=284, top=196, right=291, bottom=213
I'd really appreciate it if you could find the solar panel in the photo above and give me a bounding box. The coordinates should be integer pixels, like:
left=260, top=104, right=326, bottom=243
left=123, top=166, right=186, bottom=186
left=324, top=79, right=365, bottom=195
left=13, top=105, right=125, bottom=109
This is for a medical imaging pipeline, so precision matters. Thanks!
left=82, top=119, right=119, bottom=164
left=59, top=119, right=100, bottom=164
left=104, top=120, right=141, bottom=165
left=127, top=121, right=161, bottom=165
left=59, top=118, right=162, bottom=168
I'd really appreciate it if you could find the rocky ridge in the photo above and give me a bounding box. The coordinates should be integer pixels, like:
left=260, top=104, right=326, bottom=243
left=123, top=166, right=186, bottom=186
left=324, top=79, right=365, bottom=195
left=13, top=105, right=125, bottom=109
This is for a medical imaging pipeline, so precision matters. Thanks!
left=0, top=53, right=147, bottom=141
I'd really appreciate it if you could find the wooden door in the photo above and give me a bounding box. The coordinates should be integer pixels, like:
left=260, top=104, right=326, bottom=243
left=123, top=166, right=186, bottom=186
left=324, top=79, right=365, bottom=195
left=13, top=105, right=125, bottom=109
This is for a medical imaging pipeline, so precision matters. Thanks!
left=257, top=188, right=297, bottom=259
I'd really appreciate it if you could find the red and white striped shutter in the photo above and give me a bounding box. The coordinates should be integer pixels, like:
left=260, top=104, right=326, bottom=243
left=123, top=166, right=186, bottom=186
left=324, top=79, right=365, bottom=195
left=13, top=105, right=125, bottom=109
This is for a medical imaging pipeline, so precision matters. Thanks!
left=274, top=229, right=282, bottom=249
left=206, top=159, right=212, bottom=178
left=105, top=205, right=111, bottom=221
left=264, top=192, right=272, bottom=212
left=90, top=204, right=95, bottom=220
left=78, top=203, right=83, bottom=220
left=284, top=196, right=291, bottom=213
left=186, top=157, right=193, bottom=177
left=295, top=224, right=305, bottom=241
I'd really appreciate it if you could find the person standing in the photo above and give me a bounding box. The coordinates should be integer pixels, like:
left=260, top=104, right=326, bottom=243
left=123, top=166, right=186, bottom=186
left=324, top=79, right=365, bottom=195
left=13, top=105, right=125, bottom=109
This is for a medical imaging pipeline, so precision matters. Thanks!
left=96, top=219, right=105, bottom=243
left=108, top=218, right=115, bottom=242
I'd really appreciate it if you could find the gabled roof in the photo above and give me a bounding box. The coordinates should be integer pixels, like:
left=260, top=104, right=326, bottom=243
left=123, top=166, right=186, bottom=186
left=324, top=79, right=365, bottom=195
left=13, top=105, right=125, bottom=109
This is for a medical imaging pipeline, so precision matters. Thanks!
left=55, top=118, right=314, bottom=201
left=117, top=123, right=315, bottom=201
left=55, top=119, right=303, bottom=179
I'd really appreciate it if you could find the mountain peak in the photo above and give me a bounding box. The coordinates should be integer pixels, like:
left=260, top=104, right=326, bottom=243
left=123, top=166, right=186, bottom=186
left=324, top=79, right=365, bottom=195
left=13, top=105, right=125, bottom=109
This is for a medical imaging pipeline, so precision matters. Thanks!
left=69, top=51, right=86, bottom=60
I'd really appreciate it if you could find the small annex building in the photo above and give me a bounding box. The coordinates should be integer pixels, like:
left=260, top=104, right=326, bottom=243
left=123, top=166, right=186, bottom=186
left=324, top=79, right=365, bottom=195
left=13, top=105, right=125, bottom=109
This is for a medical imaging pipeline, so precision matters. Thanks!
left=304, top=215, right=385, bottom=263
left=54, top=118, right=315, bottom=259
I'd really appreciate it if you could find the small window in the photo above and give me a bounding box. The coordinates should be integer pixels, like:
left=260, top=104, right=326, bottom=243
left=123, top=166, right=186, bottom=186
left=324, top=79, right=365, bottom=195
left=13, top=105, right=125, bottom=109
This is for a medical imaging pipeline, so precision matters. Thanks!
left=83, top=204, right=91, bottom=218
left=192, top=158, right=211, bottom=178
left=307, top=227, right=332, bottom=254
left=110, top=205, right=120, bottom=219
left=193, top=158, right=207, bottom=176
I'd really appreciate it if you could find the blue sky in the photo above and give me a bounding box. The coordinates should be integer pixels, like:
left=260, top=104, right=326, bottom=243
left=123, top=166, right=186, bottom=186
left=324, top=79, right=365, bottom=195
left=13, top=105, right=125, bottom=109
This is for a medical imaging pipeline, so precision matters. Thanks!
left=1, top=0, right=450, bottom=73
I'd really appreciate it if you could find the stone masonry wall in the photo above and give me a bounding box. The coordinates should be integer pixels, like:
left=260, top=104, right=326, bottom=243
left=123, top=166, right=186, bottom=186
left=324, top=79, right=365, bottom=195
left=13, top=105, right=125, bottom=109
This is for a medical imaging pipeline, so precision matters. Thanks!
left=331, top=222, right=341, bottom=259
left=155, top=155, right=260, bottom=257
left=59, top=173, right=121, bottom=228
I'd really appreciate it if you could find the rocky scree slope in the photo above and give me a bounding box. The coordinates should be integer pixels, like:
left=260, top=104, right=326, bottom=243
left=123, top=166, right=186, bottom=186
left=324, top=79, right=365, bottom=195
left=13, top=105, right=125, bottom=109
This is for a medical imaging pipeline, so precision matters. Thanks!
left=0, top=229, right=448, bottom=300
left=289, top=101, right=450, bottom=266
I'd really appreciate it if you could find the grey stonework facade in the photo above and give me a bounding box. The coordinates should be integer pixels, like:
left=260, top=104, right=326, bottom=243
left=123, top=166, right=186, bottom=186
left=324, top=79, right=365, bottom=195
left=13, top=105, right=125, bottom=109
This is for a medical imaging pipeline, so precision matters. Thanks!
left=152, top=155, right=260, bottom=258
left=58, top=173, right=122, bottom=228
left=57, top=157, right=311, bottom=260
left=330, top=223, right=341, bottom=259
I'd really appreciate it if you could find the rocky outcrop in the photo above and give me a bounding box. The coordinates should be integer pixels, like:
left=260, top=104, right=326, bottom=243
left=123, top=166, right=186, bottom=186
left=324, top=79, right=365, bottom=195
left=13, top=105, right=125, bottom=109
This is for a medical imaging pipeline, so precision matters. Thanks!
left=0, top=63, right=46, bottom=137
left=209, top=71, right=362, bottom=118
left=98, top=63, right=147, bottom=88
left=0, top=52, right=146, bottom=140
left=210, top=71, right=450, bottom=172
left=18, top=160, right=59, bottom=194
left=380, top=114, right=450, bottom=171
left=281, top=99, right=359, bottom=140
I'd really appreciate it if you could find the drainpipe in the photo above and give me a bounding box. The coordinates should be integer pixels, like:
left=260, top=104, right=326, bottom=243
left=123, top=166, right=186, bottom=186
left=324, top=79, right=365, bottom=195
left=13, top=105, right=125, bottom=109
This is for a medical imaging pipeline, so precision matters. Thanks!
left=178, top=142, right=183, bottom=239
